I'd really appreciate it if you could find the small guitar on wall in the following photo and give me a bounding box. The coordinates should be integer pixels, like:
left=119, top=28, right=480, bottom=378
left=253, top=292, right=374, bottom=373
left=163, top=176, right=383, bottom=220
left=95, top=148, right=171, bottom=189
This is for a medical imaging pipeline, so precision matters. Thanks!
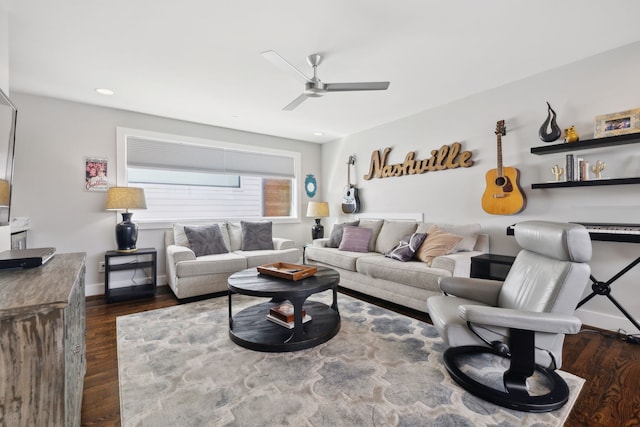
left=481, top=120, right=526, bottom=215
left=342, top=155, right=361, bottom=214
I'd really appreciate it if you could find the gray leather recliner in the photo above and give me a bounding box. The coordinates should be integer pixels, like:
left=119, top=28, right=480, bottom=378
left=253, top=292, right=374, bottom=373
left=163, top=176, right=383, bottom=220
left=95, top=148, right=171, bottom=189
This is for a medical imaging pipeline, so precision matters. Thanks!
left=427, top=221, right=592, bottom=412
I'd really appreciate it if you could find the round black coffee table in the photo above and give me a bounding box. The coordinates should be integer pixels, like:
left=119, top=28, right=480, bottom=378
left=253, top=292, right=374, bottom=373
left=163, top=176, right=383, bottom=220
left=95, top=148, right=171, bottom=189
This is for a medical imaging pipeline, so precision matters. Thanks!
left=228, top=266, right=340, bottom=352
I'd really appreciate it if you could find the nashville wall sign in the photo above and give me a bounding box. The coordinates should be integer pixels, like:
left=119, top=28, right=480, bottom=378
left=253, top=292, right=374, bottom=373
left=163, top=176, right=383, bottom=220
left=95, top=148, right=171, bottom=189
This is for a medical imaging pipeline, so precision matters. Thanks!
left=363, top=142, right=474, bottom=180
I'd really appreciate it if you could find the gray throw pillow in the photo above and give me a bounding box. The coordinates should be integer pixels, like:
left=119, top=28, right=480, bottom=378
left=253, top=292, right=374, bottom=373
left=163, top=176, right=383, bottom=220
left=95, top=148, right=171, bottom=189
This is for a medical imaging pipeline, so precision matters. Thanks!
left=184, top=224, right=229, bottom=257
left=328, top=220, right=359, bottom=248
left=385, top=232, right=427, bottom=262
left=241, top=221, right=274, bottom=251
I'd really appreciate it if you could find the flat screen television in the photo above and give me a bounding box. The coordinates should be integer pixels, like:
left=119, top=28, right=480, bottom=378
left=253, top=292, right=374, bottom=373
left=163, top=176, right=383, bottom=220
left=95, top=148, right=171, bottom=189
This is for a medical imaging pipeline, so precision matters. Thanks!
left=0, top=89, right=17, bottom=225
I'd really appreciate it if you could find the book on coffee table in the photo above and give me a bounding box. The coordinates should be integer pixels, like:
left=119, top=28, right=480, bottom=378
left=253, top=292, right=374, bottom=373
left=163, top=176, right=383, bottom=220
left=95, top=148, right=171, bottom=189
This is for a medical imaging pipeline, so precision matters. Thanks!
left=266, top=313, right=312, bottom=329
left=269, top=302, right=305, bottom=323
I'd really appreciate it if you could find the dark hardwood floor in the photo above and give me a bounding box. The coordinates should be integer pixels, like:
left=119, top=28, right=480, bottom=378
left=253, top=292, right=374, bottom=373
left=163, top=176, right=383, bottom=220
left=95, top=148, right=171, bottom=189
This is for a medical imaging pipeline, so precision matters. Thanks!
left=81, top=287, right=640, bottom=426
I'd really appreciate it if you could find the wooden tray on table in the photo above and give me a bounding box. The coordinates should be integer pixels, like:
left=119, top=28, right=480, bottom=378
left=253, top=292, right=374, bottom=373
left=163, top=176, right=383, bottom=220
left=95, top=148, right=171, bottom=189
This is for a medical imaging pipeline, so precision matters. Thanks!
left=257, top=262, right=317, bottom=281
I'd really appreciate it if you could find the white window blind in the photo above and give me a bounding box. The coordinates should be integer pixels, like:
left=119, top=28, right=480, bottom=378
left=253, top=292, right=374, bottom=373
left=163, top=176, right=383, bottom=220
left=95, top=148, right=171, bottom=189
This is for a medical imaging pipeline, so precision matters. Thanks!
left=127, top=137, right=295, bottom=178
left=117, top=129, right=300, bottom=223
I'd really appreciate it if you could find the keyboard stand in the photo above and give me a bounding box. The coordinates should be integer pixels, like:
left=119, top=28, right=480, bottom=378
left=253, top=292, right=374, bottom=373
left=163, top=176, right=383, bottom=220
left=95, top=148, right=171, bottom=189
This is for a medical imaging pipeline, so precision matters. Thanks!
left=576, top=256, right=640, bottom=332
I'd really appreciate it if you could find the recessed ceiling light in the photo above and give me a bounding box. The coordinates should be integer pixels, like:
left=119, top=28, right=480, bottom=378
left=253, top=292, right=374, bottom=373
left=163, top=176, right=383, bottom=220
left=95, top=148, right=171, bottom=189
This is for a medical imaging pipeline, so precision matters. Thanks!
left=95, top=88, right=114, bottom=95
left=313, top=132, right=324, bottom=136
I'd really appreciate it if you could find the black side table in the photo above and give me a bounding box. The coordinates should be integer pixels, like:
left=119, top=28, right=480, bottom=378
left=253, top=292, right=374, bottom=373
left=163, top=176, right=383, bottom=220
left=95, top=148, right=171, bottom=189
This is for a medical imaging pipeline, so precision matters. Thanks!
left=470, top=254, right=515, bottom=281
left=104, top=248, right=157, bottom=303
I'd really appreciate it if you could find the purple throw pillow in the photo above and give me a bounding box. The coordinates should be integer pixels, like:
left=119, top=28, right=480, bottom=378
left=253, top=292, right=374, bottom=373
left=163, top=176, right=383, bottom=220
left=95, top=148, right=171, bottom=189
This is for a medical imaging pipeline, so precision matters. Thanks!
left=385, top=232, right=428, bottom=262
left=338, top=226, right=373, bottom=253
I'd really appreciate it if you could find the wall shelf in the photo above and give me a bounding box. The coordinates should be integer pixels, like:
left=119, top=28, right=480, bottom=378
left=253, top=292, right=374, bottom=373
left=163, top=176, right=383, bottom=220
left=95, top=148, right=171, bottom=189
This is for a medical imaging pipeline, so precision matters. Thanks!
left=531, top=177, right=640, bottom=189
left=531, top=133, right=640, bottom=189
left=530, top=133, right=640, bottom=155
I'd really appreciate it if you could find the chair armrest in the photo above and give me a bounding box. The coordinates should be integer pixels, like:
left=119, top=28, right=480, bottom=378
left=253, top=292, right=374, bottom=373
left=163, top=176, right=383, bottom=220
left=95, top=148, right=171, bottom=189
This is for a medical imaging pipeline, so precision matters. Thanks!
left=432, top=250, right=486, bottom=277
left=166, top=244, right=196, bottom=263
left=438, top=276, right=503, bottom=306
left=311, top=238, right=330, bottom=248
left=272, top=237, right=295, bottom=250
left=459, top=305, right=583, bottom=335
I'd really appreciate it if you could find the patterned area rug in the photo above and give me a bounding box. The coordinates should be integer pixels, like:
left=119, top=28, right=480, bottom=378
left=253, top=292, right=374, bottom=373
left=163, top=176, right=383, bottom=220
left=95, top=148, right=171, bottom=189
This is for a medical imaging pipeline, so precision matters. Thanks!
left=117, top=292, right=583, bottom=426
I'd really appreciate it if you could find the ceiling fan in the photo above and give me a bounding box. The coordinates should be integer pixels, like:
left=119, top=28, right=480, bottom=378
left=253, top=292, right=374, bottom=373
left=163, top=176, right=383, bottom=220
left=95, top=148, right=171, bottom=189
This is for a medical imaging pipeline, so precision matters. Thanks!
left=261, top=50, right=390, bottom=111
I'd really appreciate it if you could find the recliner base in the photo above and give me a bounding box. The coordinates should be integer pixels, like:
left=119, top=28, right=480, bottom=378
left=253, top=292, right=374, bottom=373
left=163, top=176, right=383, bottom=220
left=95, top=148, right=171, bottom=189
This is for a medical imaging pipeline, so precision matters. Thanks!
left=443, top=345, right=570, bottom=413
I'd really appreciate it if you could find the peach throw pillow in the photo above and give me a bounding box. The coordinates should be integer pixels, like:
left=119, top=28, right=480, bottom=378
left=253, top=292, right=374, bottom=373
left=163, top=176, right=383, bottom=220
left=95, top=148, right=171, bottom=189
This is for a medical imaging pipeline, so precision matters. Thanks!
left=415, top=225, right=464, bottom=265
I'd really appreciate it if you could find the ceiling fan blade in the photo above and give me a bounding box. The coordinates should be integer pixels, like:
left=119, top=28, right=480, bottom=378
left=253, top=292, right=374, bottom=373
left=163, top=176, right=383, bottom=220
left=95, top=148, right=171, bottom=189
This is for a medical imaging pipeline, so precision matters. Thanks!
left=261, top=50, right=311, bottom=84
left=325, top=82, right=390, bottom=92
left=283, top=94, right=309, bottom=111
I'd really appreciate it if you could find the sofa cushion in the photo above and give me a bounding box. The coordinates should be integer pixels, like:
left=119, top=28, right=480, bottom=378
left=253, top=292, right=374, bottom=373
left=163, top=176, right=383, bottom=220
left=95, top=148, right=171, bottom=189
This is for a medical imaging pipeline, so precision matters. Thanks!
left=327, top=220, right=359, bottom=248
left=356, top=255, right=449, bottom=292
left=175, top=252, right=248, bottom=278
left=416, top=222, right=480, bottom=252
left=305, top=246, right=377, bottom=272
left=415, top=225, right=463, bottom=265
left=184, top=224, right=229, bottom=256
left=358, top=219, right=384, bottom=252
left=227, top=222, right=243, bottom=251
left=385, top=232, right=427, bottom=262
left=235, top=248, right=301, bottom=268
left=241, top=221, right=274, bottom=251
left=174, top=222, right=230, bottom=251
left=375, top=220, right=418, bottom=254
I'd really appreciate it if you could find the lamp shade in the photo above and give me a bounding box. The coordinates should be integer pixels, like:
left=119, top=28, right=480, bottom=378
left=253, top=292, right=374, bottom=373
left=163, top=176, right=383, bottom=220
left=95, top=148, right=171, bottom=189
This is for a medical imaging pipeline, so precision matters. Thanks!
left=306, top=201, right=329, bottom=218
left=106, top=187, right=147, bottom=252
left=0, top=179, right=10, bottom=207
left=106, top=187, right=147, bottom=211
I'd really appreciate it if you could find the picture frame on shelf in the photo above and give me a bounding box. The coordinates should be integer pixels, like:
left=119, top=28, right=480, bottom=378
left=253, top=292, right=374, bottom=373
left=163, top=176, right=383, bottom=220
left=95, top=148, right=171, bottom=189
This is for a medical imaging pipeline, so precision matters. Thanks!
left=594, top=108, right=640, bottom=138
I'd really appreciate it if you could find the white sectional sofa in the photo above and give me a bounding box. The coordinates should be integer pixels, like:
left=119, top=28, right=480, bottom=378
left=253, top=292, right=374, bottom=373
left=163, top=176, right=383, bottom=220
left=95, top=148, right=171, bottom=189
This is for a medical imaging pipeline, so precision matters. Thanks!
left=305, top=218, right=488, bottom=313
left=165, top=221, right=300, bottom=301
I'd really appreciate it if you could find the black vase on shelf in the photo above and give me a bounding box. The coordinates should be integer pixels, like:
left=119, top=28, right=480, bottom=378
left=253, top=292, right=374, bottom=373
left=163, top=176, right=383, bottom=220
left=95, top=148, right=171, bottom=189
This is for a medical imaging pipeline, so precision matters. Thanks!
left=539, top=102, right=562, bottom=143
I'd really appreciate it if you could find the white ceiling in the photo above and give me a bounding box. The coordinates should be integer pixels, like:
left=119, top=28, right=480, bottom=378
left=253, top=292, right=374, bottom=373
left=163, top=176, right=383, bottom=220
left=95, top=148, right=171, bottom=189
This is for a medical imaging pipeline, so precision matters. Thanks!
left=7, top=1, right=640, bottom=143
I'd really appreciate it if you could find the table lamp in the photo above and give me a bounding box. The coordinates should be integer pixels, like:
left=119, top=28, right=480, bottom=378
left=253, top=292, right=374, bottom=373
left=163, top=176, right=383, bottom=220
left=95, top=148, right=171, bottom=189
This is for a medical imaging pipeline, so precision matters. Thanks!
left=106, top=187, right=147, bottom=252
left=306, top=201, right=330, bottom=240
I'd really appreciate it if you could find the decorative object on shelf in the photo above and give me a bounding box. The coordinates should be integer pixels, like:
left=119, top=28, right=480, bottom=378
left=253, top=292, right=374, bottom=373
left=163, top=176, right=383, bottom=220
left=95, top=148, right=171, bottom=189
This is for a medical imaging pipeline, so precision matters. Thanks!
left=481, top=120, right=526, bottom=215
left=551, top=164, right=564, bottom=182
left=306, top=201, right=329, bottom=239
left=594, top=108, right=640, bottom=138
left=591, top=160, right=606, bottom=179
left=538, top=101, right=562, bottom=142
left=106, top=187, right=147, bottom=252
left=84, top=157, right=108, bottom=192
left=342, top=156, right=360, bottom=213
left=304, top=174, right=317, bottom=198
left=363, top=143, right=474, bottom=180
left=563, top=125, right=580, bottom=143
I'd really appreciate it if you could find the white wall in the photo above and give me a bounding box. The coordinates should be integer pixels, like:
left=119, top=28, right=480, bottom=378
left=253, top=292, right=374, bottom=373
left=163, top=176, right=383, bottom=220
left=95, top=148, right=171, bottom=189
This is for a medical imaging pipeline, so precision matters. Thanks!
left=10, top=93, right=322, bottom=295
left=0, top=1, right=8, bottom=92
left=321, top=41, right=640, bottom=332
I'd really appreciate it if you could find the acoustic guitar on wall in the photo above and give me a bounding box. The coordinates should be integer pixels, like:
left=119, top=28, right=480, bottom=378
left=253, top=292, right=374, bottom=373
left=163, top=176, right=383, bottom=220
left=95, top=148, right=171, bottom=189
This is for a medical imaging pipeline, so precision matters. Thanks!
left=481, top=120, right=526, bottom=215
left=341, top=155, right=361, bottom=214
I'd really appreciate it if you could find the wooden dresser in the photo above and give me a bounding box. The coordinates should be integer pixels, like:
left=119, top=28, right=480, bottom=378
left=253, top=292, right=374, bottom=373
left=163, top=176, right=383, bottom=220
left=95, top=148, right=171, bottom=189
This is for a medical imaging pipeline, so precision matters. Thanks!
left=0, top=253, right=86, bottom=426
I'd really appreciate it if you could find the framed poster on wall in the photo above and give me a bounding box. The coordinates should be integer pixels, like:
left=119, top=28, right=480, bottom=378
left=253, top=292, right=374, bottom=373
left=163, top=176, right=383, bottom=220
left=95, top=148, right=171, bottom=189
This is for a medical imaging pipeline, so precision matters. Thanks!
left=85, top=157, right=108, bottom=192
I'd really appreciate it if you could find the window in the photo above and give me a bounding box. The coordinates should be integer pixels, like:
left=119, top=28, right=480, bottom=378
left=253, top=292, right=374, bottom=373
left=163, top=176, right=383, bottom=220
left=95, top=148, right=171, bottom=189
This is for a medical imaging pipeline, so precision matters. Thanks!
left=116, top=128, right=300, bottom=223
